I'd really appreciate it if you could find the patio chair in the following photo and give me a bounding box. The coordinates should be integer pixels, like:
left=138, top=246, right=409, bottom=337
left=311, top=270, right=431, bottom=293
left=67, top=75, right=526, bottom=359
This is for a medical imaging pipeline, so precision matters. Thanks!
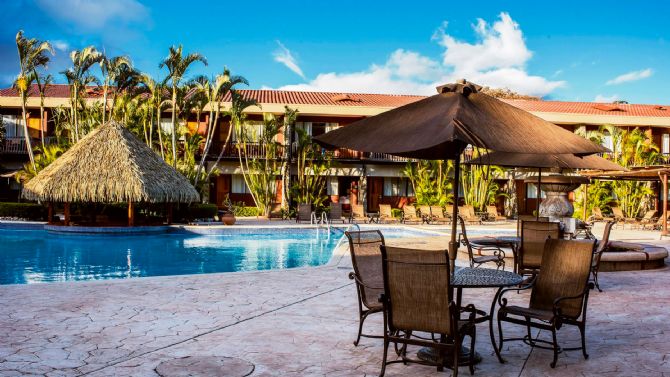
left=418, top=205, right=434, bottom=223
left=652, top=212, right=670, bottom=230
left=379, top=245, right=478, bottom=376
left=401, top=205, right=422, bottom=224
left=497, top=238, right=596, bottom=368
left=611, top=207, right=635, bottom=227
left=517, top=220, right=561, bottom=276
left=328, top=202, right=347, bottom=224
left=457, top=216, right=506, bottom=270
left=350, top=204, right=369, bottom=224
left=486, top=205, right=507, bottom=221
left=587, top=207, right=613, bottom=222
left=345, top=230, right=386, bottom=346
left=591, top=221, right=614, bottom=292
left=296, top=203, right=314, bottom=223
left=516, top=215, right=550, bottom=237
left=632, top=210, right=657, bottom=230
left=430, top=205, right=451, bottom=224
left=378, top=204, right=400, bottom=224
left=459, top=205, right=481, bottom=225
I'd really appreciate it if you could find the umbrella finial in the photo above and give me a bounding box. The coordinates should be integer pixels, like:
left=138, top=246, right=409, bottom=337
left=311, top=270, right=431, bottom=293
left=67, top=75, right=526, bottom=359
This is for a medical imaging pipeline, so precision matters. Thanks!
left=436, top=80, right=483, bottom=97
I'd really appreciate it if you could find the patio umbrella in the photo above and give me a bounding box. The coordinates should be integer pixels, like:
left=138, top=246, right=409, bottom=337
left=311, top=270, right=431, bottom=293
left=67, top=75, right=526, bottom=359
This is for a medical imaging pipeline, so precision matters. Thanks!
left=314, top=80, right=607, bottom=271
left=464, top=152, right=627, bottom=219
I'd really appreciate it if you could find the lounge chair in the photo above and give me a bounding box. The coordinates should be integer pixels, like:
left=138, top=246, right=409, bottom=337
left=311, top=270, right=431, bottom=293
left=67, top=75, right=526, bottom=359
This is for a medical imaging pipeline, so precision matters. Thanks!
left=295, top=203, right=314, bottom=223
left=497, top=238, right=596, bottom=368
left=401, top=205, right=422, bottom=224
left=378, top=204, right=400, bottom=224
left=591, top=221, right=614, bottom=292
left=652, top=212, right=670, bottom=230
left=328, top=202, right=346, bottom=224
left=517, top=220, right=561, bottom=276
left=611, top=207, right=635, bottom=227
left=458, top=205, right=480, bottom=225
left=430, top=205, right=451, bottom=224
left=632, top=210, right=657, bottom=230
left=458, top=216, right=505, bottom=269
left=345, top=230, right=385, bottom=346
left=418, top=205, right=434, bottom=223
left=350, top=204, right=369, bottom=224
left=486, top=205, right=507, bottom=221
left=379, top=245, right=478, bottom=376
left=588, top=207, right=613, bottom=222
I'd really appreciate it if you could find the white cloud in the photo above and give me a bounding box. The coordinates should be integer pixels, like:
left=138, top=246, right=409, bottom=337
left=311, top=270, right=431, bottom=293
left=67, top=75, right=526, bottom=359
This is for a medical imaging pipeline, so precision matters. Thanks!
left=34, top=0, right=148, bottom=32
left=275, top=13, right=564, bottom=97
left=594, top=94, right=619, bottom=103
left=273, top=41, right=305, bottom=80
left=606, top=68, right=653, bottom=85
left=51, top=40, right=69, bottom=52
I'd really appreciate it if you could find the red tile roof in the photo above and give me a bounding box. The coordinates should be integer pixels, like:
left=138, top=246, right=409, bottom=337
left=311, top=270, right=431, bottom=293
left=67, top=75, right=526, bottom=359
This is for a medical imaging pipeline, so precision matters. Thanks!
left=1, top=84, right=669, bottom=118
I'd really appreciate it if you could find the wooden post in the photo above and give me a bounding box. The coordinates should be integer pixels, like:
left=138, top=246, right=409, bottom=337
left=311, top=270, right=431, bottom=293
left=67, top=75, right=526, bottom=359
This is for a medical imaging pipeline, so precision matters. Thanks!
left=167, top=203, right=173, bottom=225
left=583, top=183, right=588, bottom=221
left=663, top=173, right=668, bottom=237
left=64, top=203, right=70, bottom=226
left=47, top=202, right=54, bottom=225
left=128, top=201, right=135, bottom=227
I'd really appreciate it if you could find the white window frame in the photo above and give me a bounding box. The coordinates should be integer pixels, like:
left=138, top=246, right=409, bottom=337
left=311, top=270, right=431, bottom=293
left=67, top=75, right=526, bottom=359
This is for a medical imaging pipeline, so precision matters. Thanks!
left=663, top=134, right=670, bottom=154
left=231, top=175, right=251, bottom=194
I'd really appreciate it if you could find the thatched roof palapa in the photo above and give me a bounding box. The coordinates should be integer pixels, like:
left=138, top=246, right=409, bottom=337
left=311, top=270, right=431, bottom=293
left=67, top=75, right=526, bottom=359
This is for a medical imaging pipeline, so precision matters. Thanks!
left=23, top=122, right=200, bottom=203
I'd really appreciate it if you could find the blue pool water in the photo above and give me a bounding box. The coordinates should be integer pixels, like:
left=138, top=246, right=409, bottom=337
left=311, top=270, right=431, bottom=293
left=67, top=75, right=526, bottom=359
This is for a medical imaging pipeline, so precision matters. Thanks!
left=0, top=227, right=430, bottom=285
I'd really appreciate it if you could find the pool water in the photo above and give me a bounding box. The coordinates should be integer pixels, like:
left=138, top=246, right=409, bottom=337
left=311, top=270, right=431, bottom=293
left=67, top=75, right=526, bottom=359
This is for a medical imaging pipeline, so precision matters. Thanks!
left=0, top=228, right=429, bottom=284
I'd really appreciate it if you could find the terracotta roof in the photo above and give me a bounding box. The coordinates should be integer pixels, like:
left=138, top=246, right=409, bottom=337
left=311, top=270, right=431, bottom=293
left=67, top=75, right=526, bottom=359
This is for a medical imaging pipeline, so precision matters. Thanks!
left=1, top=84, right=669, bottom=117
left=0, top=84, right=105, bottom=98
left=503, top=99, right=670, bottom=118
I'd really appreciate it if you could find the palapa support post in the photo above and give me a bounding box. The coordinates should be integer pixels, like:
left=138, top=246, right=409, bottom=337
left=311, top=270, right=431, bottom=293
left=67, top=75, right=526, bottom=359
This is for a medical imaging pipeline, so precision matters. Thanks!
left=662, top=173, right=668, bottom=237
left=47, top=202, right=54, bottom=225
left=64, top=203, right=70, bottom=226
left=167, top=203, right=173, bottom=225
left=128, top=201, right=135, bottom=227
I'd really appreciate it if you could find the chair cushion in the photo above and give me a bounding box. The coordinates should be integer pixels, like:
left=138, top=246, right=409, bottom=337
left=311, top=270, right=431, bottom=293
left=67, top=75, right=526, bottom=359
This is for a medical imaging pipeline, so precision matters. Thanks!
left=500, top=305, right=555, bottom=321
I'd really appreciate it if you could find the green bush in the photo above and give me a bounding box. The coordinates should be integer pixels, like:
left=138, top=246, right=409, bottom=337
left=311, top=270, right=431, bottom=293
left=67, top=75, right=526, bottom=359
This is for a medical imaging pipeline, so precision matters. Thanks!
left=0, top=202, right=47, bottom=220
left=234, top=206, right=260, bottom=217
left=186, top=204, right=218, bottom=220
left=391, top=208, right=404, bottom=218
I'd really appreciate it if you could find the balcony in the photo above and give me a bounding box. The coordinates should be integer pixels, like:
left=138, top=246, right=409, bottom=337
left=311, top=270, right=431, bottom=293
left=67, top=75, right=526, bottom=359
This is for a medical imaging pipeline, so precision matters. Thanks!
left=0, top=137, right=57, bottom=155
left=206, top=143, right=412, bottom=163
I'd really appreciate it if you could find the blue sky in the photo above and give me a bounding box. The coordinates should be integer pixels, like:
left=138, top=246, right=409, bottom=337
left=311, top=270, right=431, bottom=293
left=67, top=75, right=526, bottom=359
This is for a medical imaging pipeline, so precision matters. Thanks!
left=1, top=0, right=669, bottom=104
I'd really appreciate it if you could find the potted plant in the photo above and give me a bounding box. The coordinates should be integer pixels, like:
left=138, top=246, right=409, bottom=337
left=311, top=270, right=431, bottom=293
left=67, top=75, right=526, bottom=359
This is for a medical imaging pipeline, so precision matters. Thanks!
left=221, top=194, right=236, bottom=226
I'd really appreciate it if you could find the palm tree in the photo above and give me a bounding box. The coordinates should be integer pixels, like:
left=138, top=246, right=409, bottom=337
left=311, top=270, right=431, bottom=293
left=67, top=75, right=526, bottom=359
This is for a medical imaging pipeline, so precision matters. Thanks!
left=280, top=106, right=298, bottom=209
left=61, top=46, right=103, bottom=141
left=192, top=69, right=248, bottom=189
left=159, top=45, right=207, bottom=167
left=34, top=73, right=53, bottom=149
left=140, top=74, right=170, bottom=158
left=14, top=30, right=54, bottom=171
left=99, top=55, right=131, bottom=124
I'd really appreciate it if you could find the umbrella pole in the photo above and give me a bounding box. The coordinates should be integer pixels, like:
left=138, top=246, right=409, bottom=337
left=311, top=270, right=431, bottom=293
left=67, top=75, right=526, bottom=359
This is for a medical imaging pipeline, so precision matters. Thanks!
left=536, top=167, right=542, bottom=220
left=449, top=154, right=461, bottom=274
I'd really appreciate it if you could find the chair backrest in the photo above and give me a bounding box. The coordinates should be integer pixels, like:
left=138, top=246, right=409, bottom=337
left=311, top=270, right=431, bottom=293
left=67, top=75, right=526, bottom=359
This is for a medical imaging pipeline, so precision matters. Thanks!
left=403, top=205, right=418, bottom=219
left=592, top=207, right=603, bottom=218
left=379, top=204, right=393, bottom=218
left=520, top=220, right=561, bottom=270
left=329, top=202, right=343, bottom=220
left=657, top=212, right=670, bottom=224
left=297, top=204, right=311, bottom=220
left=611, top=207, right=624, bottom=219
left=530, top=239, right=595, bottom=318
left=345, top=230, right=386, bottom=309
left=352, top=204, right=365, bottom=218
left=467, top=205, right=477, bottom=219
left=594, top=221, right=614, bottom=265
left=430, top=206, right=444, bottom=218
left=487, top=205, right=498, bottom=217
left=458, top=206, right=468, bottom=218
left=419, top=205, right=431, bottom=218
left=380, top=245, right=453, bottom=335
left=641, top=210, right=656, bottom=220
left=517, top=215, right=550, bottom=236
left=457, top=216, right=475, bottom=262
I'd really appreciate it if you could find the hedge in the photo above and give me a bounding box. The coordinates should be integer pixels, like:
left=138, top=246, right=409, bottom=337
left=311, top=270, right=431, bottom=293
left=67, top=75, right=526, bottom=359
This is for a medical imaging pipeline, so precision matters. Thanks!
left=234, top=206, right=260, bottom=217
left=174, top=203, right=218, bottom=221
left=0, top=202, right=47, bottom=220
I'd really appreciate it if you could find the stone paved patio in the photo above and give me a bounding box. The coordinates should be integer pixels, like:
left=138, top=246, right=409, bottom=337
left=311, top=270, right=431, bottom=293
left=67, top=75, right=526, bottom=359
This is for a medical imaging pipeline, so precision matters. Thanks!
left=0, top=223, right=668, bottom=376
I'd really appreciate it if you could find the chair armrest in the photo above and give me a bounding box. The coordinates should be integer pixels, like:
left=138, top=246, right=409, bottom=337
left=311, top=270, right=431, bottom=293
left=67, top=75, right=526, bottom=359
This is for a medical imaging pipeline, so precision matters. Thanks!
left=349, top=271, right=383, bottom=290
left=498, top=278, right=536, bottom=307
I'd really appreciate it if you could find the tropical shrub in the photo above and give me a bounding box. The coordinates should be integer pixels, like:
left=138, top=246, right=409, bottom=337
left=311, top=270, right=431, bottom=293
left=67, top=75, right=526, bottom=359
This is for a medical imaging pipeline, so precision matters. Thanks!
left=460, top=151, right=506, bottom=211
left=234, top=206, right=261, bottom=217
left=0, top=202, right=46, bottom=220
left=291, top=127, right=332, bottom=210
left=403, top=160, right=453, bottom=205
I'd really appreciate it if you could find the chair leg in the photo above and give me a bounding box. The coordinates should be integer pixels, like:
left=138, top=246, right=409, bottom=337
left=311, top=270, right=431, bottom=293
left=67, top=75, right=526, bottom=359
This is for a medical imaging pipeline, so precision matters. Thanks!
left=469, top=327, right=476, bottom=375
left=379, top=338, right=389, bottom=377
left=497, top=312, right=505, bottom=354
left=550, top=327, right=559, bottom=368
left=354, top=311, right=365, bottom=346
left=452, top=336, right=460, bottom=377
left=593, top=270, right=602, bottom=292
left=579, top=323, right=589, bottom=360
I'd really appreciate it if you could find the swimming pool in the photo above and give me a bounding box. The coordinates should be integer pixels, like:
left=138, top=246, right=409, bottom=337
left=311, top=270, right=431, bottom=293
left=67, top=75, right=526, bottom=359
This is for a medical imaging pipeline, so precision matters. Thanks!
left=0, top=227, right=431, bottom=284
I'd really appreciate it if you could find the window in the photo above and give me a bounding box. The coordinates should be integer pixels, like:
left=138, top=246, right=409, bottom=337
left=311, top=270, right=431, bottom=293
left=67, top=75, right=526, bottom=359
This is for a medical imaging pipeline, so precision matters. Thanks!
left=231, top=175, right=251, bottom=194
left=383, top=177, right=414, bottom=197
left=327, top=176, right=338, bottom=195
left=663, top=134, right=670, bottom=154
left=526, top=183, right=546, bottom=199
left=159, top=118, right=172, bottom=135
left=602, top=131, right=614, bottom=151
left=293, top=122, right=338, bottom=140
left=1, top=115, right=22, bottom=138
left=233, top=121, right=264, bottom=143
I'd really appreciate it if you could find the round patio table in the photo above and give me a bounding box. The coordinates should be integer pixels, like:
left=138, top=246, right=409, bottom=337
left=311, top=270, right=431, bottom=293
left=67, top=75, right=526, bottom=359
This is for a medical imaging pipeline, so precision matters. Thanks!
left=417, top=267, right=523, bottom=366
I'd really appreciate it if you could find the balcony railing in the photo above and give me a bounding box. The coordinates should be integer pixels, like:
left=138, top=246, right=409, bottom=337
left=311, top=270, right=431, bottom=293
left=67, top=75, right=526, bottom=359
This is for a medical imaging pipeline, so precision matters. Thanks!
left=0, top=137, right=57, bottom=155
left=208, top=143, right=285, bottom=160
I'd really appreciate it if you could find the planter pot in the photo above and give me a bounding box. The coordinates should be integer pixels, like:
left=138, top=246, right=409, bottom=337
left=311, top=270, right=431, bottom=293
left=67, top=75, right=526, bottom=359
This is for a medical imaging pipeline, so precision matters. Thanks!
left=221, top=213, right=236, bottom=226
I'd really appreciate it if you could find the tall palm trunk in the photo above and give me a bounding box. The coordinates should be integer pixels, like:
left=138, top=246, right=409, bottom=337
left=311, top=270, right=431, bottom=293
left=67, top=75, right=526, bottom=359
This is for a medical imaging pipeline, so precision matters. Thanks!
left=20, top=92, right=36, bottom=171
left=39, top=102, right=45, bottom=149
left=157, top=106, right=165, bottom=159
left=73, top=87, right=79, bottom=141
left=171, top=87, right=177, bottom=167
left=102, top=81, right=108, bottom=124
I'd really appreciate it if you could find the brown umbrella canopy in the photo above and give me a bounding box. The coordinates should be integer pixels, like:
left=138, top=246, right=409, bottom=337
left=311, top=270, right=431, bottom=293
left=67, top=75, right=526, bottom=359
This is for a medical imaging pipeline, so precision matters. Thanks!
left=314, top=81, right=607, bottom=159
left=464, top=152, right=627, bottom=171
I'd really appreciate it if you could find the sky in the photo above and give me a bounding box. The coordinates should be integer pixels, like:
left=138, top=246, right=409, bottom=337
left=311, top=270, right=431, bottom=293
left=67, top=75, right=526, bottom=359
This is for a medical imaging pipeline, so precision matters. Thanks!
left=1, top=0, right=669, bottom=104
